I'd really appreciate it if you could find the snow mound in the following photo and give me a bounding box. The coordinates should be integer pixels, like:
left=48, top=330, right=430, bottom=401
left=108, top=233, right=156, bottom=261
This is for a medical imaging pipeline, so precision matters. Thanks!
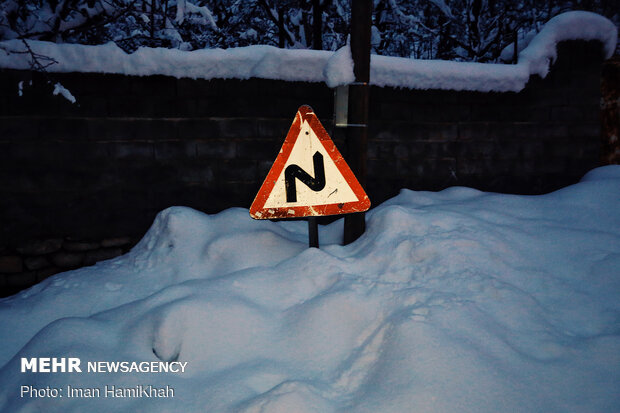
left=0, top=11, right=615, bottom=92
left=0, top=166, right=619, bottom=412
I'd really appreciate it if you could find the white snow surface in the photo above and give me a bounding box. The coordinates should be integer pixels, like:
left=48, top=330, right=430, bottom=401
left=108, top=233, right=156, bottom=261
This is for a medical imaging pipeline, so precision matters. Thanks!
left=0, top=11, right=616, bottom=92
left=1, top=165, right=619, bottom=412
left=520, top=11, right=618, bottom=79
left=52, top=82, right=76, bottom=103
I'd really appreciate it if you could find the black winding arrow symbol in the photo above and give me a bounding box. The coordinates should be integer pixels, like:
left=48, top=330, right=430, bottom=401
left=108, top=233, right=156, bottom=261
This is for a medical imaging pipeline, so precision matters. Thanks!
left=285, top=151, right=326, bottom=202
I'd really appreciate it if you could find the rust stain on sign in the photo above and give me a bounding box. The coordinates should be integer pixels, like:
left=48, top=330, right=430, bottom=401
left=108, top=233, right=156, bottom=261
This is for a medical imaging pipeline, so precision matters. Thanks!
left=250, top=105, right=370, bottom=219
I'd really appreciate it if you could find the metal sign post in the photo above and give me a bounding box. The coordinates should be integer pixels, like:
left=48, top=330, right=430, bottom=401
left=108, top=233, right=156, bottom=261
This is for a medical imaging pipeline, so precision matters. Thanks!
left=308, top=217, right=319, bottom=248
left=344, top=0, right=372, bottom=245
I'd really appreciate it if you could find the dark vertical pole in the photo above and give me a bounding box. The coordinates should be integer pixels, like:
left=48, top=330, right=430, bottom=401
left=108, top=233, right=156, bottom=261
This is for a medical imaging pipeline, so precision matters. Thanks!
left=344, top=0, right=372, bottom=245
left=512, top=29, right=518, bottom=64
left=150, top=0, right=156, bottom=41
left=308, top=217, right=319, bottom=248
left=312, top=0, right=323, bottom=50
left=278, top=7, right=286, bottom=48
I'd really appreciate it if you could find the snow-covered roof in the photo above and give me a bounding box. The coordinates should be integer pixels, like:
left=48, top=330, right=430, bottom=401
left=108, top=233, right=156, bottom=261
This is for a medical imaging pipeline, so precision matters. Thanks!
left=0, top=11, right=616, bottom=93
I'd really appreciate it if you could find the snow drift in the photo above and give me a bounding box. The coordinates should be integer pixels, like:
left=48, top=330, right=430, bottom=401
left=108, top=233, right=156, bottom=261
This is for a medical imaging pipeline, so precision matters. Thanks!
left=0, top=165, right=619, bottom=412
left=0, top=11, right=616, bottom=92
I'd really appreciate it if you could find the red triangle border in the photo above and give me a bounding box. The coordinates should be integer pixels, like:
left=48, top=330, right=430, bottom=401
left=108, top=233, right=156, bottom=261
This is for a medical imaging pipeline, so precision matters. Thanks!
left=250, top=105, right=370, bottom=219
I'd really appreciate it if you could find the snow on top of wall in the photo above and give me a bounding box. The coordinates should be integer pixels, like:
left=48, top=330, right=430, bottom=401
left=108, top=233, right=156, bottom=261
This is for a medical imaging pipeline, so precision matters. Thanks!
left=371, top=11, right=617, bottom=92
left=521, top=11, right=617, bottom=79
left=0, top=11, right=616, bottom=93
left=0, top=41, right=334, bottom=83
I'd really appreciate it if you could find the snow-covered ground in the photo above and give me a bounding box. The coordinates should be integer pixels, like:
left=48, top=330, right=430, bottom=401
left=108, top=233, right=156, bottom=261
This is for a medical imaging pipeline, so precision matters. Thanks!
left=1, top=165, right=619, bottom=412
left=1, top=11, right=616, bottom=92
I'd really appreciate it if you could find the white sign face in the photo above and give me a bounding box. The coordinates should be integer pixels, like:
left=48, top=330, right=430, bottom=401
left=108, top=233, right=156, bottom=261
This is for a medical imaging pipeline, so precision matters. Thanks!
left=263, top=120, right=358, bottom=209
left=250, top=105, right=370, bottom=219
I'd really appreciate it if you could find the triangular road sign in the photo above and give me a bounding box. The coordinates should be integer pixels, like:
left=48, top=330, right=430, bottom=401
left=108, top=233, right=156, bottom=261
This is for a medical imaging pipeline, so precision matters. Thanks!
left=250, top=105, right=370, bottom=219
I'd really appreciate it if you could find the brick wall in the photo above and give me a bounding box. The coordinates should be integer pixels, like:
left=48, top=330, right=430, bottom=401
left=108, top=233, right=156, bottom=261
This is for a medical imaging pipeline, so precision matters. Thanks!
left=0, top=40, right=608, bottom=296
left=366, top=41, right=605, bottom=204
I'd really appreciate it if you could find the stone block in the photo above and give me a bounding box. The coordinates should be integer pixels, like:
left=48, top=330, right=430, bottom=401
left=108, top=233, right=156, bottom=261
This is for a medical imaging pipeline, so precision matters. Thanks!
left=486, top=122, right=516, bottom=140
left=459, top=141, right=497, bottom=160
left=369, top=124, right=400, bottom=141
left=470, top=104, right=512, bottom=122
left=544, top=123, right=570, bottom=140
left=150, top=99, right=179, bottom=118
left=0, top=117, right=39, bottom=141
left=537, top=158, right=567, bottom=174
left=11, top=141, right=109, bottom=162
left=437, top=105, right=471, bottom=122
left=0, top=143, right=10, bottom=161
left=51, top=251, right=84, bottom=269
left=456, top=158, right=486, bottom=176
left=177, top=98, right=213, bottom=117
left=154, top=141, right=197, bottom=160
left=514, top=158, right=538, bottom=177
left=393, top=143, right=409, bottom=159
left=527, top=105, right=551, bottom=122
left=521, top=141, right=545, bottom=159
left=101, top=237, right=132, bottom=248
left=367, top=141, right=393, bottom=160
left=63, top=240, right=101, bottom=252
left=378, top=102, right=411, bottom=121
left=73, top=96, right=109, bottom=117
left=38, top=118, right=88, bottom=141
left=174, top=162, right=216, bottom=184
left=92, top=118, right=138, bottom=141
left=219, top=119, right=257, bottom=139
left=256, top=119, right=291, bottom=140
left=196, top=141, right=236, bottom=159
left=138, top=119, right=178, bottom=141
left=108, top=142, right=154, bottom=160
left=426, top=124, right=459, bottom=141
left=432, top=142, right=458, bottom=159
left=371, top=121, right=454, bottom=143
left=106, top=96, right=143, bottom=117
left=178, top=119, right=220, bottom=140
left=17, top=238, right=63, bottom=255
left=0, top=256, right=23, bottom=273
left=511, top=122, right=538, bottom=139
left=550, top=106, right=583, bottom=122
left=236, top=140, right=280, bottom=160
left=216, top=181, right=258, bottom=207
left=219, top=160, right=257, bottom=182
left=367, top=159, right=394, bottom=179
left=459, top=123, right=491, bottom=141
left=24, top=256, right=51, bottom=271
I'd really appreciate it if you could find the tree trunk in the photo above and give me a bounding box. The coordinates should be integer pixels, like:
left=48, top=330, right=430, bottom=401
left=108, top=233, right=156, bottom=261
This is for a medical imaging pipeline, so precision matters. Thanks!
left=312, top=0, right=322, bottom=50
left=150, top=0, right=156, bottom=40
left=278, top=7, right=285, bottom=48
